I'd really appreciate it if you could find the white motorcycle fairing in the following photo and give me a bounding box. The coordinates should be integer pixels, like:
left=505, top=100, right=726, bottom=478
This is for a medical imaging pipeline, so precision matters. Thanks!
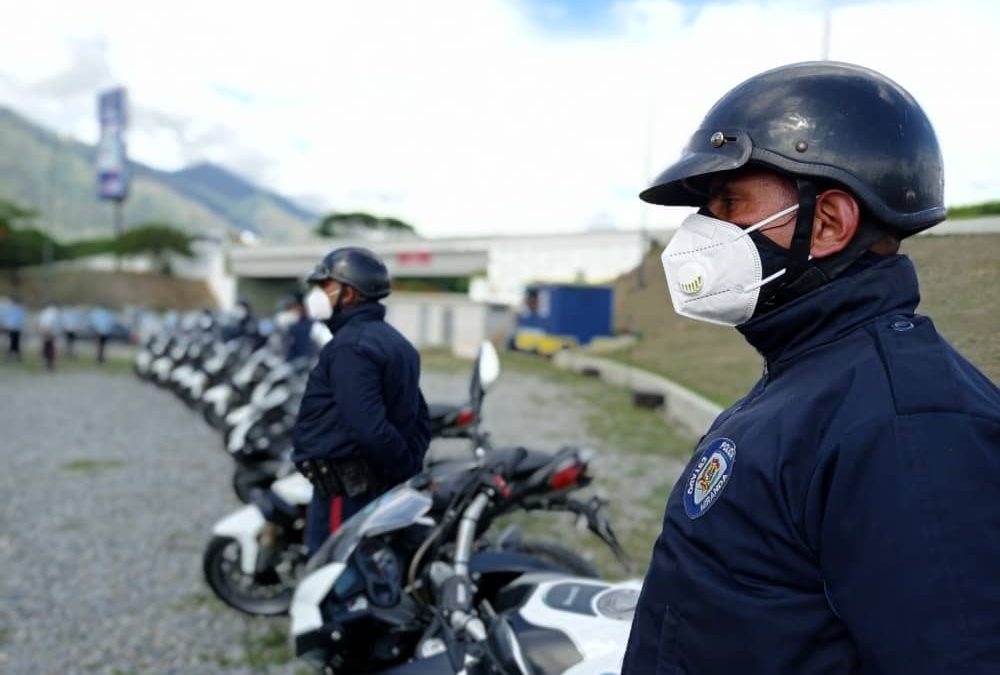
left=271, top=472, right=313, bottom=505
left=212, top=505, right=265, bottom=575
left=512, top=577, right=642, bottom=674
left=290, top=562, right=348, bottom=635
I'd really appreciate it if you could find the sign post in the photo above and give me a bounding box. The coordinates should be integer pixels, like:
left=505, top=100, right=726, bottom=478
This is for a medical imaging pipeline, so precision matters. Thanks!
left=96, top=87, right=129, bottom=268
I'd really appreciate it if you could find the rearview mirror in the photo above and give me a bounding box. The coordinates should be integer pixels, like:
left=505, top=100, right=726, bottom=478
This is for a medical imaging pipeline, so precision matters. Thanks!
left=477, top=341, right=500, bottom=391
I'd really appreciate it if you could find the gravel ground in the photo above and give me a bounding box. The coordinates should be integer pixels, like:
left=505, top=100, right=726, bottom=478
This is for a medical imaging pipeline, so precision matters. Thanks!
left=0, top=362, right=684, bottom=674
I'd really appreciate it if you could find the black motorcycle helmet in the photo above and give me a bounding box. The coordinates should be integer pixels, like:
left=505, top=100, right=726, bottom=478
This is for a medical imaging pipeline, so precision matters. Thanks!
left=643, top=61, right=946, bottom=303
left=642, top=61, right=945, bottom=234
left=306, top=247, right=391, bottom=300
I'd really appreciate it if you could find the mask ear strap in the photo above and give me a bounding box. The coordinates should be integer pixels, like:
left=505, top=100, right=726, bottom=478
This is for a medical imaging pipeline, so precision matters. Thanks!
left=755, top=180, right=816, bottom=309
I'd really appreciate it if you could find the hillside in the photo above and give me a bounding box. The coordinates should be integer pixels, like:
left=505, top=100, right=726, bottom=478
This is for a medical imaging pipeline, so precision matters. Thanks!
left=0, top=107, right=317, bottom=243
left=613, top=233, right=1000, bottom=405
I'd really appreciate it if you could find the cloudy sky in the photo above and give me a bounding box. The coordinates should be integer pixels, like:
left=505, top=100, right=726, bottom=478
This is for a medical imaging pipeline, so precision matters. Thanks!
left=2, top=0, right=998, bottom=237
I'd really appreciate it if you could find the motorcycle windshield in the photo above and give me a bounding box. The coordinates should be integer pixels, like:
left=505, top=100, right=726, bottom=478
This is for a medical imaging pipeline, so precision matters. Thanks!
left=308, top=486, right=433, bottom=571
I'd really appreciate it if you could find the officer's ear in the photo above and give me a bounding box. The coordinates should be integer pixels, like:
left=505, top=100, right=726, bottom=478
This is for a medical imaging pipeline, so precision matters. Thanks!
left=810, top=189, right=860, bottom=259
left=341, top=285, right=363, bottom=306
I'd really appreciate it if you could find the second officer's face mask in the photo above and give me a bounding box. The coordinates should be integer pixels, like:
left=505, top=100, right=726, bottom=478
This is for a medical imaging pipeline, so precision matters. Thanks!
left=304, top=285, right=340, bottom=321
left=660, top=203, right=799, bottom=326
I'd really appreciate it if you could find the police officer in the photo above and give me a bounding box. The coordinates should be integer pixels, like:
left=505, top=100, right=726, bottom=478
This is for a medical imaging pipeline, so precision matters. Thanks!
left=622, top=62, right=1000, bottom=674
left=292, top=247, right=431, bottom=554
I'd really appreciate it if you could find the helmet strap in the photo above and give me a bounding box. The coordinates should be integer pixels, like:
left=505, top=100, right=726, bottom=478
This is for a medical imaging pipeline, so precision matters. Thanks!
left=784, top=178, right=818, bottom=282
left=759, top=179, right=886, bottom=308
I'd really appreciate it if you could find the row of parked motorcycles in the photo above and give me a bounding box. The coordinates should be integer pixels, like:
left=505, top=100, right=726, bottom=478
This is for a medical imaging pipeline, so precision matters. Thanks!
left=134, top=310, right=643, bottom=674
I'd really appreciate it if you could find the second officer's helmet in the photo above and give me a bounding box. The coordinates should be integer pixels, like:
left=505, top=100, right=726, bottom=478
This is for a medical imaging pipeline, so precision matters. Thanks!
left=641, top=61, right=946, bottom=237
left=306, top=247, right=391, bottom=300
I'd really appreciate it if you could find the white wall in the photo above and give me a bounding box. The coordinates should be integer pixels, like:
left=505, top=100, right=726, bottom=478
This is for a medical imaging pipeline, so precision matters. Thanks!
left=472, top=229, right=674, bottom=306
left=171, top=239, right=237, bottom=309
left=384, top=292, right=513, bottom=359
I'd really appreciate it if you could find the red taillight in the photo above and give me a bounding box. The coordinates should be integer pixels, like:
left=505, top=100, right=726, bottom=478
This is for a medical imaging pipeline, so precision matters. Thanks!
left=454, top=408, right=476, bottom=427
left=493, top=474, right=511, bottom=498
left=548, top=462, right=586, bottom=490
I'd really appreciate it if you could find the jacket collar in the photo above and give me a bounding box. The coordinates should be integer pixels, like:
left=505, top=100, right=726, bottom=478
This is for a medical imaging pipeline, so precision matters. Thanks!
left=326, top=301, right=386, bottom=333
left=737, top=254, right=921, bottom=371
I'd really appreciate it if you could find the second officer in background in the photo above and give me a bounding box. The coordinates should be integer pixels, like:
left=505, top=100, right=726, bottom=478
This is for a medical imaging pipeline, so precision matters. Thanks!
left=292, top=247, right=431, bottom=554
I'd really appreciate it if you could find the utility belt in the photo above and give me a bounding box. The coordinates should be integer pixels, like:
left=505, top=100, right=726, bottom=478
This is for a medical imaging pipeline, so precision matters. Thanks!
left=297, top=456, right=378, bottom=500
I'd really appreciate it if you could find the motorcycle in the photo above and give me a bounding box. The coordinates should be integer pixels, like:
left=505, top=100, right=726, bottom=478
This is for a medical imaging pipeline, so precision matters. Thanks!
left=289, top=442, right=632, bottom=673
left=202, top=342, right=609, bottom=617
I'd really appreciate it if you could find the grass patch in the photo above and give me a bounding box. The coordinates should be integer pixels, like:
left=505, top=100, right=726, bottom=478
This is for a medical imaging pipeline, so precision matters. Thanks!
left=0, top=626, right=11, bottom=646
left=419, top=347, right=474, bottom=373
left=59, top=518, right=89, bottom=532
left=241, top=622, right=294, bottom=669
left=61, top=458, right=126, bottom=474
left=196, top=617, right=293, bottom=669
left=0, top=351, right=135, bottom=377
left=169, top=590, right=222, bottom=613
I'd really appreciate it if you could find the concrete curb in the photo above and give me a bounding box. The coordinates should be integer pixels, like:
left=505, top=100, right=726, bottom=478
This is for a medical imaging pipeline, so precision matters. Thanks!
left=552, top=350, right=724, bottom=440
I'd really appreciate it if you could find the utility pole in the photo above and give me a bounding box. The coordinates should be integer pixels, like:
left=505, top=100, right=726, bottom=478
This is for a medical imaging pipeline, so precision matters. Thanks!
left=821, top=9, right=832, bottom=61
left=635, top=89, right=656, bottom=290
left=43, top=135, right=62, bottom=303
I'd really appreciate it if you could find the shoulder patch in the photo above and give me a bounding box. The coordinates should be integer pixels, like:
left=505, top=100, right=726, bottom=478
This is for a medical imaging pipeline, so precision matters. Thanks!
left=684, top=438, right=736, bottom=519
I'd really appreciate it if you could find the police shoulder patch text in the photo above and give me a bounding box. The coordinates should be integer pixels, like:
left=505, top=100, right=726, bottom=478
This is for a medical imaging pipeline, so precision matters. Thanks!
left=684, top=437, right=736, bottom=519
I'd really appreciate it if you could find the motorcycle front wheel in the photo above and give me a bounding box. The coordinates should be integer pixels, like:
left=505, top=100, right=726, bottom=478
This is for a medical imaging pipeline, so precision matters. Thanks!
left=202, top=535, right=306, bottom=616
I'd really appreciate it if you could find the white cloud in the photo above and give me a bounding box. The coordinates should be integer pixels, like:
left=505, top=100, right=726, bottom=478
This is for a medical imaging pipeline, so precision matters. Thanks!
left=1, top=0, right=998, bottom=236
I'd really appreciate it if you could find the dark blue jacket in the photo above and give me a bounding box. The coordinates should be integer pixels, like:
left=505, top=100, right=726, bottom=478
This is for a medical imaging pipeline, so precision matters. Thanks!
left=292, top=302, right=430, bottom=487
left=622, top=254, right=1000, bottom=675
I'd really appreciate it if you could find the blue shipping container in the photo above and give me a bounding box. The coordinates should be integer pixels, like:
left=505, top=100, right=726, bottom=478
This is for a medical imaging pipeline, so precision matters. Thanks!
left=516, top=283, right=614, bottom=345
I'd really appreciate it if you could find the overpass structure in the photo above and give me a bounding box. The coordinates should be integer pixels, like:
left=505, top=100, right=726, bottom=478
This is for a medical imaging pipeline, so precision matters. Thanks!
left=228, top=227, right=678, bottom=308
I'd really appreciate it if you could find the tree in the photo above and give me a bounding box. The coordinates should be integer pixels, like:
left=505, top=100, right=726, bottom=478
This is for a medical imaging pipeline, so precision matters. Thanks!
left=315, top=211, right=417, bottom=238
left=0, top=199, right=49, bottom=286
left=946, top=200, right=1000, bottom=220
left=114, top=222, right=194, bottom=274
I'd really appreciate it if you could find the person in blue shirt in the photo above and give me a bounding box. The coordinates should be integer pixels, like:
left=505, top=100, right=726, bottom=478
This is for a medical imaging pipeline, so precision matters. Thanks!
left=89, top=305, right=115, bottom=364
left=291, top=247, right=431, bottom=554
left=61, top=306, right=84, bottom=359
left=622, top=62, right=1000, bottom=675
left=2, top=297, right=26, bottom=361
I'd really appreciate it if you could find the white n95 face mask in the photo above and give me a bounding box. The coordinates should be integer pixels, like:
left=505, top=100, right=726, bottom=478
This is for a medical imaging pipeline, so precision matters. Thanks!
left=304, top=287, right=334, bottom=321
left=660, top=204, right=799, bottom=327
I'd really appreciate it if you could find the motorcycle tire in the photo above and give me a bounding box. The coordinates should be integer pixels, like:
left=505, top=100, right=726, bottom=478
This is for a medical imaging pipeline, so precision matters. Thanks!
left=202, top=404, right=224, bottom=430
left=202, top=535, right=304, bottom=616
left=232, top=465, right=276, bottom=504
left=516, top=539, right=599, bottom=579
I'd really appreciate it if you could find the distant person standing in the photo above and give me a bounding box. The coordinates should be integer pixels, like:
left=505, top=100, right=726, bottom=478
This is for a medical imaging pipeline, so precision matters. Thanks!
left=61, top=306, right=84, bottom=358
left=37, top=304, right=61, bottom=371
left=3, top=297, right=26, bottom=361
left=89, top=305, right=115, bottom=364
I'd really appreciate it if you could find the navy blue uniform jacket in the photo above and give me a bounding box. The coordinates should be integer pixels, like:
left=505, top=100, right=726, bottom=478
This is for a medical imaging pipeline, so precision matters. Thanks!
left=292, top=302, right=430, bottom=488
left=622, top=255, right=1000, bottom=674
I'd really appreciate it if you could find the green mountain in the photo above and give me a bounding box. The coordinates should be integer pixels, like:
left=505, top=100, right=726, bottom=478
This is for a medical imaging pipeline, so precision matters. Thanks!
left=0, top=106, right=318, bottom=242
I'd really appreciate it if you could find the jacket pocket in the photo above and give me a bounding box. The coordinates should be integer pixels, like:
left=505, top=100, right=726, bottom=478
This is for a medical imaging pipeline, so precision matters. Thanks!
left=656, top=605, right=683, bottom=675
